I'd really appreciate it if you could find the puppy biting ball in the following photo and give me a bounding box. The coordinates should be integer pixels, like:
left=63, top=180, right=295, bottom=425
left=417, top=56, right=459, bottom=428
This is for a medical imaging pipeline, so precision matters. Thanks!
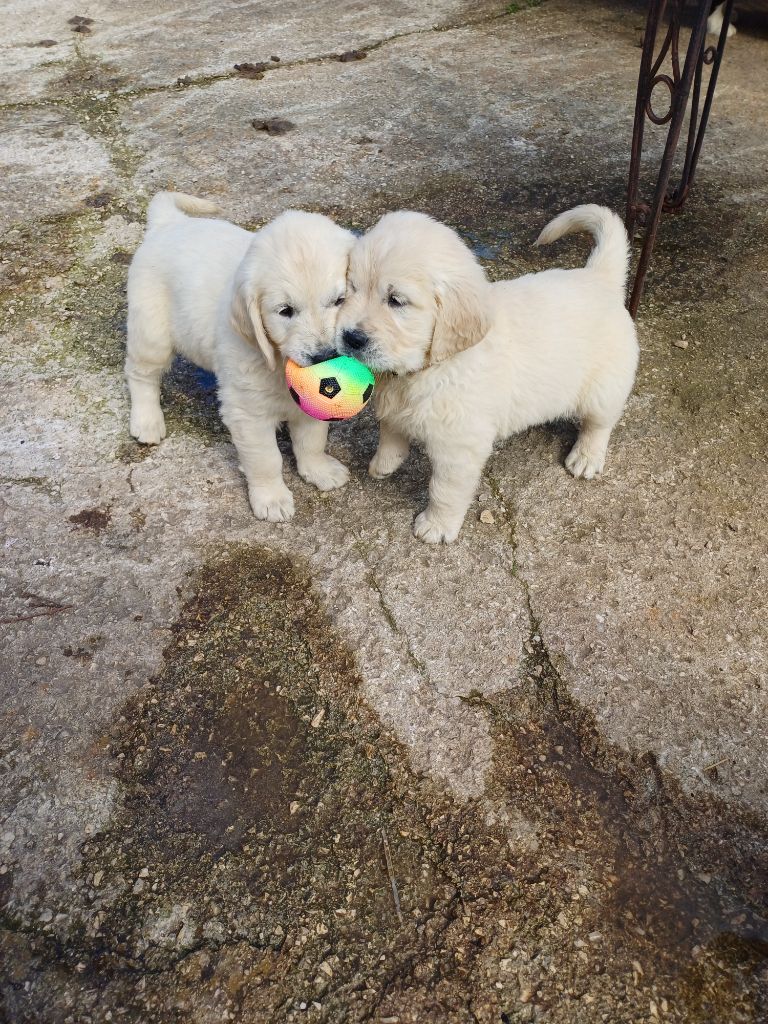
left=285, top=355, right=374, bottom=421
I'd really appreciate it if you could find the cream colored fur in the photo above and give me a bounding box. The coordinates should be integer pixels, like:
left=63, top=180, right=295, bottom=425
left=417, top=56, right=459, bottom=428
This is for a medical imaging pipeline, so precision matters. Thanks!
left=125, top=192, right=354, bottom=521
left=336, top=205, right=639, bottom=543
left=708, top=2, right=736, bottom=37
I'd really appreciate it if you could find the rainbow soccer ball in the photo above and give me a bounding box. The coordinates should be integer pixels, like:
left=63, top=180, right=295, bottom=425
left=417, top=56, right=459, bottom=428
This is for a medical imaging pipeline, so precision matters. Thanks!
left=285, top=355, right=375, bottom=421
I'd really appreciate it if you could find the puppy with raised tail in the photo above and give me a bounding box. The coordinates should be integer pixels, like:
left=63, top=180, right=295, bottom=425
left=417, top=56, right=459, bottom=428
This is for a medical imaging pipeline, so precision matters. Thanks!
left=336, top=205, right=639, bottom=543
left=125, top=192, right=354, bottom=521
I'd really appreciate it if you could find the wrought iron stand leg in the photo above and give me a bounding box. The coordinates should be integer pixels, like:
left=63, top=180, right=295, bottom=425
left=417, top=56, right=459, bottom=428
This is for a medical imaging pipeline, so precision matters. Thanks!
left=625, top=0, right=665, bottom=247
left=671, top=0, right=734, bottom=208
left=625, top=0, right=733, bottom=318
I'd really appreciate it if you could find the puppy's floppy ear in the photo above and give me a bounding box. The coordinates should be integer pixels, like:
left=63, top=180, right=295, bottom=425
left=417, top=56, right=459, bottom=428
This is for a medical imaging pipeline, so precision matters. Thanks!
left=230, top=275, right=276, bottom=371
left=429, top=273, right=491, bottom=365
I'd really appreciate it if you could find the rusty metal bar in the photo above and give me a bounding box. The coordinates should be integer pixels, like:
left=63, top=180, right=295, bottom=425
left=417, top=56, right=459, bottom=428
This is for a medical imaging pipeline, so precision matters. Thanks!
left=625, top=0, right=667, bottom=244
left=625, top=0, right=734, bottom=318
left=668, top=0, right=734, bottom=208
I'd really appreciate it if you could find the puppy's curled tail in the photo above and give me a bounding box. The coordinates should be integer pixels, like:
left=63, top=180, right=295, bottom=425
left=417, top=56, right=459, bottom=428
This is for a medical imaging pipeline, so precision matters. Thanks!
left=146, top=191, right=221, bottom=230
left=535, top=204, right=629, bottom=296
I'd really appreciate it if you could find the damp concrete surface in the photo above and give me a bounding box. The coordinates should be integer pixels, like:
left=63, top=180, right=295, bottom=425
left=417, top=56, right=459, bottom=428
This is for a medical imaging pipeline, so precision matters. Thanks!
left=1, top=1, right=767, bottom=1021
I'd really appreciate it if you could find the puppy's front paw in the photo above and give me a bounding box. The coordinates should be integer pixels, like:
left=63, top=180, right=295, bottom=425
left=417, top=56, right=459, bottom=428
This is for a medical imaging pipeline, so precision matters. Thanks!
left=369, top=448, right=406, bottom=479
left=297, top=455, right=350, bottom=492
left=130, top=408, right=166, bottom=446
left=413, top=509, right=461, bottom=545
left=248, top=483, right=295, bottom=522
left=565, top=443, right=605, bottom=481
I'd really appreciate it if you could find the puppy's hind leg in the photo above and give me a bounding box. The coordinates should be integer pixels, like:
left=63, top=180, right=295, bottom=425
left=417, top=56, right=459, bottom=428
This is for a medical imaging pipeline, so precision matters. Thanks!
left=568, top=324, right=637, bottom=480
left=565, top=418, right=615, bottom=480
left=125, top=300, right=173, bottom=445
left=289, top=411, right=349, bottom=491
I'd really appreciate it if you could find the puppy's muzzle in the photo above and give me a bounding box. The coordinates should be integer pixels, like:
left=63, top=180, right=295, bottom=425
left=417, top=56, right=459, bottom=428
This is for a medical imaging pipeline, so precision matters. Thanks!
left=341, top=328, right=370, bottom=353
left=308, top=346, right=338, bottom=365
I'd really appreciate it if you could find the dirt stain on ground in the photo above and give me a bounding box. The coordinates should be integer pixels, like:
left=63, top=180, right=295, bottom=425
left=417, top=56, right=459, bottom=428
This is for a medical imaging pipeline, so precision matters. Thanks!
left=67, top=506, right=112, bottom=533
left=1, top=545, right=766, bottom=1023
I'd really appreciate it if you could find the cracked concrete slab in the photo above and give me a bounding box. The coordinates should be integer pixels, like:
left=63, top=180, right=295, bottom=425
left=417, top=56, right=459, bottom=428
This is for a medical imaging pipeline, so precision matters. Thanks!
left=1, top=0, right=768, bottom=1021
left=120, top=0, right=635, bottom=223
left=0, top=0, right=499, bottom=99
left=0, top=106, right=118, bottom=228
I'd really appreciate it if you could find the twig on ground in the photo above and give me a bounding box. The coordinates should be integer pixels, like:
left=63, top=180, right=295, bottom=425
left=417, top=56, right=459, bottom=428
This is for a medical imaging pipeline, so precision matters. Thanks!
left=0, top=605, right=73, bottom=625
left=381, top=827, right=404, bottom=925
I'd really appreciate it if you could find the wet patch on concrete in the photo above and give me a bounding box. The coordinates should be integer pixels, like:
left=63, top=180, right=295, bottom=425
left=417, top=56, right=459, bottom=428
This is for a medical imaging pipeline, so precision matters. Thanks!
left=476, top=644, right=768, bottom=1022
left=2, top=545, right=766, bottom=1023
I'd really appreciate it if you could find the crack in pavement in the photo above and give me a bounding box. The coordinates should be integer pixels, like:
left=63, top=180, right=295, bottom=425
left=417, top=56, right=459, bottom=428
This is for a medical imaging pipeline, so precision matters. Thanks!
left=0, top=4, right=524, bottom=115
left=486, top=472, right=570, bottom=705
left=366, top=570, right=428, bottom=678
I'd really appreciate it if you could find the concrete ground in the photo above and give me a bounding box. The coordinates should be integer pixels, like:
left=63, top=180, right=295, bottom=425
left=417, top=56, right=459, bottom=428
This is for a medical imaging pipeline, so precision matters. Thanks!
left=1, top=1, right=767, bottom=1021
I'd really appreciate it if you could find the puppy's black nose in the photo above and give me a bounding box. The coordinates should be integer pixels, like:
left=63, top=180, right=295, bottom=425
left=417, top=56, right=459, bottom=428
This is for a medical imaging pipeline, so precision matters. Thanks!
left=309, top=347, right=338, bottom=365
left=342, top=328, right=369, bottom=352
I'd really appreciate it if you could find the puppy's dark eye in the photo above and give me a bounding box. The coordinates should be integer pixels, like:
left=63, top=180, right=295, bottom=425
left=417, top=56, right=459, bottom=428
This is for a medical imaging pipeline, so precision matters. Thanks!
left=388, top=294, right=406, bottom=309
left=278, top=305, right=295, bottom=318
left=334, top=295, right=345, bottom=307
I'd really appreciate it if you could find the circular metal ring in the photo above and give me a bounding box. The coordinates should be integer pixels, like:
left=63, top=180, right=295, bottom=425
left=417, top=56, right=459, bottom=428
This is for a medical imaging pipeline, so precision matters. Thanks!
left=646, top=74, right=675, bottom=125
left=703, top=46, right=716, bottom=66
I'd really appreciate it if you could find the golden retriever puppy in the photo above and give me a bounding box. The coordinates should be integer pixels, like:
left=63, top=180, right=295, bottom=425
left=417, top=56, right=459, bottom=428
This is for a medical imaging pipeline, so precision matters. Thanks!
left=336, top=205, right=639, bottom=543
left=125, top=192, right=354, bottom=521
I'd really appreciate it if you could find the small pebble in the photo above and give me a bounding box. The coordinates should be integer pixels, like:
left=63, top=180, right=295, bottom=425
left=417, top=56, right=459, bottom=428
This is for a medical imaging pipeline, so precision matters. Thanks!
left=673, top=337, right=689, bottom=349
left=479, top=509, right=495, bottom=525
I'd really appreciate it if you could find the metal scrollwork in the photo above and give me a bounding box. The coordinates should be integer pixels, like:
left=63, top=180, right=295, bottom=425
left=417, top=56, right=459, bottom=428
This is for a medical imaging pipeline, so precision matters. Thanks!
left=625, top=0, right=734, bottom=317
